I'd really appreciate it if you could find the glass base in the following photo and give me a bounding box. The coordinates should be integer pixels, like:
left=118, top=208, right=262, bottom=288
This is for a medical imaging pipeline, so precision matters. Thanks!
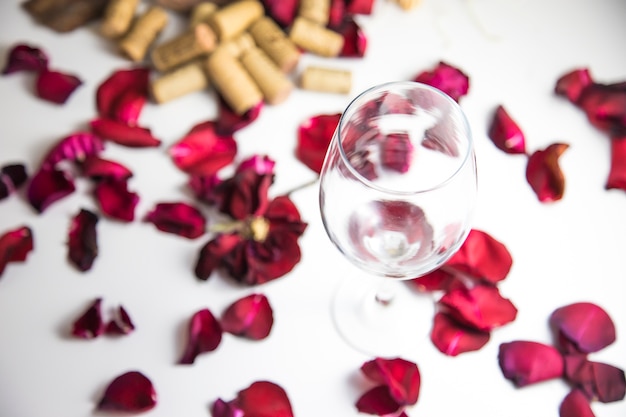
left=331, top=274, right=435, bottom=358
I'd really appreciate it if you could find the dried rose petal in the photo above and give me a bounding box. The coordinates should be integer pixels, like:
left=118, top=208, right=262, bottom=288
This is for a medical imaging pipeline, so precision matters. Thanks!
left=195, top=234, right=240, bottom=280
left=90, top=118, right=161, bottom=148
left=179, top=308, right=223, bottom=364
left=559, top=389, right=596, bottom=417
left=96, top=67, right=150, bottom=122
left=27, top=168, right=76, bottom=213
left=220, top=293, right=273, bottom=340
left=361, top=357, right=420, bottom=405
left=169, top=121, right=237, bottom=176
left=68, top=208, right=98, bottom=272
left=566, top=358, right=626, bottom=403
left=216, top=96, right=264, bottom=135
left=1, top=163, right=28, bottom=200
left=498, top=340, right=564, bottom=387
left=577, top=82, right=626, bottom=136
left=261, top=0, right=298, bottom=26
left=440, top=285, right=517, bottom=331
left=94, top=179, right=139, bottom=222
left=356, top=385, right=403, bottom=416
left=380, top=133, right=413, bottom=173
left=35, top=69, right=82, bottom=104
left=423, top=121, right=460, bottom=157
left=430, top=311, right=491, bottom=356
left=334, top=17, right=367, bottom=58
left=211, top=398, right=244, bottom=417
left=526, top=143, right=569, bottom=203
left=606, top=136, right=626, bottom=191
left=555, top=68, right=594, bottom=104
left=81, top=155, right=133, bottom=181
left=213, top=161, right=274, bottom=220
left=189, top=174, right=222, bottom=205
left=106, top=306, right=135, bottom=335
left=329, top=0, right=347, bottom=27
left=2, top=43, right=48, bottom=74
left=144, top=201, right=206, bottom=239
left=41, top=132, right=105, bottom=169
left=71, top=298, right=104, bottom=339
left=413, top=61, right=470, bottom=102
left=296, top=113, right=340, bottom=173
left=97, top=370, right=157, bottom=412
left=235, top=381, right=294, bottom=417
left=111, top=89, right=147, bottom=126
left=549, top=302, right=616, bottom=354
left=487, top=105, right=527, bottom=155
left=236, top=155, right=276, bottom=175
left=0, top=226, right=34, bottom=277
left=346, top=0, right=375, bottom=15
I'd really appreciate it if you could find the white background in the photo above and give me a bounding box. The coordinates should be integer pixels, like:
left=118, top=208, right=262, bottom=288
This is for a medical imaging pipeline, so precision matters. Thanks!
left=1, top=0, right=625, bottom=416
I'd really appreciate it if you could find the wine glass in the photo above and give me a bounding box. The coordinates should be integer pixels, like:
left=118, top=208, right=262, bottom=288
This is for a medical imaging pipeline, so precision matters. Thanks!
left=319, top=81, right=477, bottom=357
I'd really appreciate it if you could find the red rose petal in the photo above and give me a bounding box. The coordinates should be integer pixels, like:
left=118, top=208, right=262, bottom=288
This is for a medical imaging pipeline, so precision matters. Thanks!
left=413, top=61, right=470, bottom=102
left=346, top=0, right=375, bottom=15
left=2, top=43, right=48, bottom=74
left=97, top=370, right=157, bottom=412
left=380, top=133, right=413, bottom=173
left=559, top=389, right=596, bottom=417
left=81, top=155, right=133, bottom=181
left=549, top=302, right=616, bottom=353
left=179, top=308, right=223, bottom=364
left=0, top=226, right=34, bottom=277
left=211, top=398, right=243, bottom=417
left=96, top=67, right=150, bottom=122
left=440, top=285, right=517, bottom=331
left=361, top=357, right=420, bottom=405
left=213, top=165, right=273, bottom=220
left=90, top=118, right=161, bottom=148
left=220, top=293, right=274, bottom=340
left=71, top=298, right=104, bottom=339
left=566, top=356, right=626, bottom=403
left=195, top=234, right=241, bottom=281
left=1, top=163, right=28, bottom=200
left=261, top=0, right=298, bottom=26
left=555, top=68, right=594, bottom=104
left=35, top=69, right=82, bottom=104
left=606, top=136, right=626, bottom=191
left=235, top=381, right=294, bottom=417
left=487, top=105, right=527, bottom=155
left=236, top=155, right=276, bottom=175
left=355, top=385, right=403, bottom=416
left=430, top=311, right=491, bottom=356
left=144, top=201, right=206, bottom=239
left=67, top=208, right=99, bottom=272
left=329, top=0, right=347, bottom=27
left=105, top=305, right=135, bottom=335
left=169, top=121, right=237, bottom=176
left=296, top=113, right=340, bottom=174
left=216, top=96, right=264, bottom=135
left=27, top=168, right=76, bottom=213
left=94, top=178, right=139, bottom=222
left=189, top=174, right=221, bottom=205
left=526, top=142, right=569, bottom=203
left=335, top=17, right=367, bottom=58
left=111, top=89, right=147, bottom=126
left=577, top=82, right=626, bottom=136
left=41, top=132, right=105, bottom=169
left=407, top=268, right=464, bottom=293
left=498, top=340, right=564, bottom=387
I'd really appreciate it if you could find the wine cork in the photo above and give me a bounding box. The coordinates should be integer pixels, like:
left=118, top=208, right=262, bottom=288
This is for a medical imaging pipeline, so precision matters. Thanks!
left=289, top=17, right=344, bottom=58
left=219, top=32, right=255, bottom=58
left=119, top=6, right=169, bottom=62
left=298, top=0, right=330, bottom=26
left=205, top=47, right=263, bottom=114
left=249, top=17, right=300, bottom=73
left=100, top=0, right=139, bottom=38
left=208, top=0, right=264, bottom=41
left=241, top=47, right=293, bottom=105
left=150, top=60, right=210, bottom=103
left=189, top=2, right=217, bottom=27
left=151, top=23, right=217, bottom=72
left=300, top=66, right=351, bottom=94
left=391, top=0, right=421, bottom=10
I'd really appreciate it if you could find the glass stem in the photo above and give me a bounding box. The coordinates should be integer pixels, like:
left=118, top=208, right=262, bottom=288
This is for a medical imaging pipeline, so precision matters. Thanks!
left=374, top=278, right=396, bottom=306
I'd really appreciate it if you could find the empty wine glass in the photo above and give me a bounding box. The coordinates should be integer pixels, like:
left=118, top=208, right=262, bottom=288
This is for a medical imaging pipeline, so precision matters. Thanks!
left=319, top=81, right=477, bottom=357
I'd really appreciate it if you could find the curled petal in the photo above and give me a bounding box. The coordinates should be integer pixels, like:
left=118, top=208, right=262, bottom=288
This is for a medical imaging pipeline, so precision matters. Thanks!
left=235, top=381, right=294, bottom=417
left=413, top=61, right=470, bottom=102
left=35, top=69, right=82, bottom=104
left=90, top=118, right=161, bottom=148
left=106, top=306, right=135, bottom=335
left=96, top=67, right=150, bottom=122
left=430, top=311, right=491, bottom=356
left=577, top=82, right=626, bottom=136
left=1, top=163, right=28, bottom=200
left=0, top=226, right=34, bottom=277
left=81, top=155, right=133, bottom=181
left=94, top=179, right=139, bottom=222
left=439, top=285, right=517, bottom=331
left=211, top=398, right=244, bottom=417
left=216, top=96, right=263, bottom=135
left=27, top=168, right=76, bottom=213
left=488, top=105, right=527, bottom=154
left=41, top=132, right=105, bottom=169
left=335, top=17, right=367, bottom=58
left=606, top=136, right=626, bottom=191
left=179, top=308, right=223, bottom=364
left=498, top=340, right=564, bottom=387
left=355, top=385, right=403, bottom=416
left=526, top=143, right=569, bottom=203
left=566, top=357, right=626, bottom=403
left=67, top=208, right=99, bottom=272
left=195, top=234, right=241, bottom=281
left=549, top=302, right=616, bottom=353
left=189, top=174, right=221, bottom=205
left=296, top=113, right=341, bottom=174
left=97, top=370, right=157, bottom=412
left=71, top=298, right=104, bottom=339
left=555, top=68, right=594, bottom=104
left=380, top=133, right=413, bottom=173
left=559, top=389, right=596, bottom=417
left=144, top=201, right=206, bottom=239
left=213, top=168, right=273, bottom=220
left=2, top=43, right=48, bottom=74
left=220, top=293, right=273, bottom=340
left=361, top=357, right=420, bottom=405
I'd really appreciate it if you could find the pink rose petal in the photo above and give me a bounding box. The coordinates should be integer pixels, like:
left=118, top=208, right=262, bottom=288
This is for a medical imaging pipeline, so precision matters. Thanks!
left=105, top=306, right=135, bottom=335
left=1, top=163, right=28, bottom=201
left=413, top=61, right=470, bottom=102
left=40, top=131, right=105, bottom=170
left=144, top=201, right=206, bottom=239
left=35, top=69, right=82, bottom=104
left=195, top=234, right=241, bottom=281
left=80, top=155, right=133, bottom=181
left=97, top=370, right=157, bottom=412
left=220, top=293, right=274, bottom=340
left=90, top=118, right=161, bottom=148
left=430, top=311, right=491, bottom=356
left=2, top=43, right=48, bottom=74
left=488, top=105, right=527, bottom=155
left=361, top=357, right=420, bottom=405
left=559, top=389, right=596, bottom=417
left=27, top=168, right=76, bottom=213
left=355, top=385, right=403, bottom=416
left=235, top=381, right=294, bottom=417
left=296, top=113, right=340, bottom=174
left=526, top=143, right=569, bottom=203
left=94, top=179, right=139, bottom=222
left=498, top=340, right=564, bottom=387
left=67, top=208, right=99, bottom=272
left=549, top=302, right=616, bottom=353
left=71, top=298, right=104, bottom=339
left=606, top=136, right=626, bottom=191
left=0, top=226, right=34, bottom=277
left=179, top=308, right=223, bottom=364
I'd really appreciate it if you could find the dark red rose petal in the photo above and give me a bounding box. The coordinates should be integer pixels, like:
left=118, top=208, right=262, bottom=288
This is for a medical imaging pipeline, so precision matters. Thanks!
left=498, top=340, right=564, bottom=387
left=71, top=298, right=104, bottom=339
left=606, top=136, right=626, bottom=191
left=213, top=163, right=274, bottom=220
left=430, top=311, right=491, bottom=356
left=334, top=17, right=367, bottom=58
left=261, top=0, right=298, bottom=26
left=27, top=168, right=76, bottom=213
left=296, top=113, right=340, bottom=174
left=179, top=308, right=223, bottom=364
left=35, top=69, right=82, bottom=104
left=526, top=142, right=569, bottom=203
left=41, top=132, right=105, bottom=170
left=90, top=118, right=161, bottom=148
left=195, top=234, right=241, bottom=281
left=487, top=105, right=527, bottom=155
left=549, top=302, right=616, bottom=353
left=413, top=61, right=470, bottom=102
left=329, top=0, right=347, bottom=27
left=97, top=370, right=157, bottom=412
left=96, top=67, right=150, bottom=122
left=189, top=174, right=221, bottom=205
left=2, top=43, right=49, bottom=74
left=211, top=398, right=242, bottom=417
left=380, top=133, right=413, bottom=173
left=577, top=82, right=626, bottom=136
left=220, top=293, right=273, bottom=340
left=566, top=358, right=626, bottom=403
left=216, top=96, right=264, bottom=135
left=361, top=357, right=420, bottom=405
left=1, top=163, right=28, bottom=200
left=356, top=385, right=403, bottom=416
left=346, top=0, right=375, bottom=15
left=559, top=389, right=596, bottom=417
left=81, top=155, right=133, bottom=181
left=235, top=381, right=294, bottom=417
left=144, top=202, right=206, bottom=239
left=105, top=306, right=135, bottom=335
left=555, top=68, right=594, bottom=104
left=0, top=226, right=34, bottom=277
left=94, top=178, right=139, bottom=222
left=68, top=208, right=99, bottom=272
left=440, top=285, right=517, bottom=331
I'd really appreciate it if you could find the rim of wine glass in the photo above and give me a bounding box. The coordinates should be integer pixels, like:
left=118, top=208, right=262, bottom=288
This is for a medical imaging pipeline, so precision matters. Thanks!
left=335, top=80, right=475, bottom=196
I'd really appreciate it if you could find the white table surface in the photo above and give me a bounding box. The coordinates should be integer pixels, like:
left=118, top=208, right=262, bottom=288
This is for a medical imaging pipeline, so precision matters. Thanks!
left=1, top=0, right=625, bottom=416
